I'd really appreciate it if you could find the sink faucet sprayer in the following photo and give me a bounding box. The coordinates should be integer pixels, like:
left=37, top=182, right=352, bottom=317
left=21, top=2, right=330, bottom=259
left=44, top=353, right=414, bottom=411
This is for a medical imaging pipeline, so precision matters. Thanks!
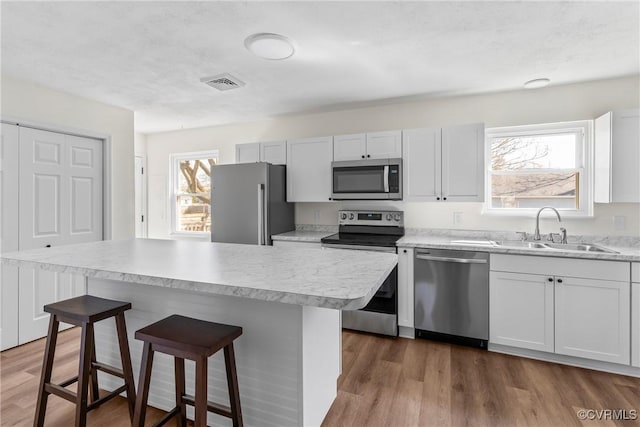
left=533, top=206, right=564, bottom=242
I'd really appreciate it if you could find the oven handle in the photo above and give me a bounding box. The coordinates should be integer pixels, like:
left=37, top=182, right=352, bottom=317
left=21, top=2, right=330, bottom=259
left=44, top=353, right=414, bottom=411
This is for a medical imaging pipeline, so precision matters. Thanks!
left=383, top=165, right=389, bottom=193
left=322, top=243, right=396, bottom=253
left=416, top=254, right=487, bottom=264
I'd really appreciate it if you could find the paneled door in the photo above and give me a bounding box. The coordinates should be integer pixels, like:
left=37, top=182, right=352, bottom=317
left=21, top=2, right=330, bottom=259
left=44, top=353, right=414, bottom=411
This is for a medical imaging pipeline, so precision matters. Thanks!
left=18, top=127, right=103, bottom=344
left=1, top=123, right=20, bottom=350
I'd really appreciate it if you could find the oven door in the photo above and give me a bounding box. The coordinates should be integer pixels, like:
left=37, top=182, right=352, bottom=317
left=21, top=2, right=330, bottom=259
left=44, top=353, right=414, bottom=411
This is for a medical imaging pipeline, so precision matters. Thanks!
left=322, top=243, right=398, bottom=336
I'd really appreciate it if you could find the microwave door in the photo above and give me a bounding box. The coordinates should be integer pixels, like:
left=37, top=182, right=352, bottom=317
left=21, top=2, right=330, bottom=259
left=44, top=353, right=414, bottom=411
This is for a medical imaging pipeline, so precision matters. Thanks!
left=332, top=165, right=389, bottom=200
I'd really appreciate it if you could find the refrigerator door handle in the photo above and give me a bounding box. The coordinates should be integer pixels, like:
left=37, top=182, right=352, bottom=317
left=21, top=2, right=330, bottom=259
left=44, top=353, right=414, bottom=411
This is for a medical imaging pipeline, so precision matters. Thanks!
left=383, top=165, right=389, bottom=192
left=258, top=184, right=265, bottom=245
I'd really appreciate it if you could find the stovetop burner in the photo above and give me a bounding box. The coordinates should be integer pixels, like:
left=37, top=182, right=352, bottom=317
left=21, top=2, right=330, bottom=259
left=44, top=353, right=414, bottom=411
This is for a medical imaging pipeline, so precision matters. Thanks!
left=321, top=232, right=402, bottom=248
left=320, top=210, right=405, bottom=248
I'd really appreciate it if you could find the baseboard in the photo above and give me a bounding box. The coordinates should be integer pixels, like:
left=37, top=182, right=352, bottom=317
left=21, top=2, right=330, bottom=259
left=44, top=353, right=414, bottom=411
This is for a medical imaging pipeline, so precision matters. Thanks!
left=398, top=326, right=414, bottom=339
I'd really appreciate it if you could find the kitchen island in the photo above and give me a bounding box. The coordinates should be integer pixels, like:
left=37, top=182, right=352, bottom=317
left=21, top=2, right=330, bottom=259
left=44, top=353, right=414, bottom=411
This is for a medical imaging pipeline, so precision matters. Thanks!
left=1, top=239, right=398, bottom=427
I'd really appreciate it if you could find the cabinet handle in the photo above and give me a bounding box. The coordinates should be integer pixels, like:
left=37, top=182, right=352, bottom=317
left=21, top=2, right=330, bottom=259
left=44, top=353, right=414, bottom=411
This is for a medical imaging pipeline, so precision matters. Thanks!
left=45, top=244, right=51, bottom=248
left=547, top=277, right=553, bottom=282
left=443, top=197, right=447, bottom=201
left=436, top=197, right=440, bottom=200
left=367, top=154, right=370, bottom=158
left=361, top=155, right=365, bottom=158
left=403, top=249, right=407, bottom=253
left=557, top=278, right=563, bottom=284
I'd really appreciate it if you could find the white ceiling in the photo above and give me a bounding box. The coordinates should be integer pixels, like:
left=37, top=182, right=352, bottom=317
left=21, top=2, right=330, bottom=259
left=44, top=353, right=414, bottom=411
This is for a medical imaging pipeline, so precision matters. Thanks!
left=2, top=1, right=638, bottom=134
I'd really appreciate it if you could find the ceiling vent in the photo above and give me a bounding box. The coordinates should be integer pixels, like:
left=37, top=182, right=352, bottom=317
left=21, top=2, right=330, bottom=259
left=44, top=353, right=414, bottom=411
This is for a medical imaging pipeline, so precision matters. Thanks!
left=200, top=73, right=245, bottom=91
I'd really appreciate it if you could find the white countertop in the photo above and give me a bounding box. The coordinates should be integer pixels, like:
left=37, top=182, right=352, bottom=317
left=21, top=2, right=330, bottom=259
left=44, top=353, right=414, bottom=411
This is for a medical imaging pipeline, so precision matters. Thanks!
left=271, top=230, right=334, bottom=243
left=397, top=235, right=640, bottom=262
left=0, top=239, right=398, bottom=310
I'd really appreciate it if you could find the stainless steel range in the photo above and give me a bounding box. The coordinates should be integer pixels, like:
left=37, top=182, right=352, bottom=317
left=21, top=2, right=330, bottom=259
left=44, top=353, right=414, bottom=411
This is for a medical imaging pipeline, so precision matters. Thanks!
left=321, top=210, right=404, bottom=337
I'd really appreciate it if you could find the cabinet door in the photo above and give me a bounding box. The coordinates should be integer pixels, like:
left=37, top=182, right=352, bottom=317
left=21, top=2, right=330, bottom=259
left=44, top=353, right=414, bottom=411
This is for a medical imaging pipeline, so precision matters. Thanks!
left=366, top=130, right=402, bottom=159
left=632, top=281, right=639, bottom=368
left=1, top=123, right=19, bottom=350
left=236, top=142, right=260, bottom=163
left=402, top=128, right=441, bottom=201
left=261, top=140, right=287, bottom=165
left=555, top=276, right=630, bottom=364
left=611, top=109, right=640, bottom=202
left=333, top=134, right=366, bottom=161
left=489, top=271, right=554, bottom=352
left=441, top=123, right=485, bottom=202
left=287, top=136, right=333, bottom=202
left=397, top=247, right=414, bottom=328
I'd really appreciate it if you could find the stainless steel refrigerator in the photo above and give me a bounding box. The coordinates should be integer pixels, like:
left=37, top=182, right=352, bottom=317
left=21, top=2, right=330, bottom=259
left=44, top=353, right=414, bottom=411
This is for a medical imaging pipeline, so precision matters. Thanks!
left=211, top=162, right=294, bottom=245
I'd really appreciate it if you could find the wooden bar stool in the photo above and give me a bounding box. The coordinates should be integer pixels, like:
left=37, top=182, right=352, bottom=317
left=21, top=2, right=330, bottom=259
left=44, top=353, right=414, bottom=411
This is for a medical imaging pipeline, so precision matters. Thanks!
left=34, top=295, right=136, bottom=427
left=133, top=314, right=243, bottom=427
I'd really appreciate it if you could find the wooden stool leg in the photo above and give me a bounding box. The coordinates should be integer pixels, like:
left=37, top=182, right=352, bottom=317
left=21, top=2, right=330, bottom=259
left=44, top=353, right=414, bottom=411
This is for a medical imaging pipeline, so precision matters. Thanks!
left=34, top=314, right=60, bottom=427
left=75, top=322, right=94, bottom=427
left=115, top=313, right=136, bottom=419
left=89, top=327, right=99, bottom=403
left=194, top=356, right=208, bottom=427
left=224, top=343, right=243, bottom=427
left=174, top=357, right=187, bottom=427
left=133, top=342, right=154, bottom=427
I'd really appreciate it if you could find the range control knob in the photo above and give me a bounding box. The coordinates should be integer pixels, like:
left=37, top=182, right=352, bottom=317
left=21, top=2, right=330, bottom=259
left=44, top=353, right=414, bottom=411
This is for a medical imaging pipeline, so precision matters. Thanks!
left=394, top=214, right=401, bottom=221
left=349, top=213, right=355, bottom=220
left=340, top=213, right=347, bottom=220
left=386, top=213, right=392, bottom=221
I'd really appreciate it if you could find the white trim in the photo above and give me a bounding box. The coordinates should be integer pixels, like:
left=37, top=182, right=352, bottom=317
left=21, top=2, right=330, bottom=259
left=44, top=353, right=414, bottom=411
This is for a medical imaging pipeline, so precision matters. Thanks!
left=0, top=116, right=112, bottom=240
left=483, top=120, right=593, bottom=218
left=134, top=154, right=148, bottom=238
left=169, top=149, right=219, bottom=236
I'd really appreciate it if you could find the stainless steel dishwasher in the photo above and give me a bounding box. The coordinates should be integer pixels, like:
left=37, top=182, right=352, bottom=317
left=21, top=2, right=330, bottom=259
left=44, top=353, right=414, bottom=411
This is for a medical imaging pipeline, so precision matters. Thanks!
left=414, top=248, right=489, bottom=348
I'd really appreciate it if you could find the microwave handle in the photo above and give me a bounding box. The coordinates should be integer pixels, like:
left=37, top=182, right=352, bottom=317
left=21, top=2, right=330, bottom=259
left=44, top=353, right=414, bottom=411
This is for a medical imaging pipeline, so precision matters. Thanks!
left=383, top=165, right=389, bottom=192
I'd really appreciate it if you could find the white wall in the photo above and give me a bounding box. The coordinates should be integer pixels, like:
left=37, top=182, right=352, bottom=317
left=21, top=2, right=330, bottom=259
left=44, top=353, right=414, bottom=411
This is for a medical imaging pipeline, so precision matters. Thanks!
left=145, top=76, right=640, bottom=238
left=1, top=75, right=135, bottom=239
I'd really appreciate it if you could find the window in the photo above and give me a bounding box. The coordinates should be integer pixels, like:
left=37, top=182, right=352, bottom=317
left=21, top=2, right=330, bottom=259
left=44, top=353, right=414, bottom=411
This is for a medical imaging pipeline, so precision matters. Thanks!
left=171, top=151, right=219, bottom=234
left=485, top=121, right=592, bottom=216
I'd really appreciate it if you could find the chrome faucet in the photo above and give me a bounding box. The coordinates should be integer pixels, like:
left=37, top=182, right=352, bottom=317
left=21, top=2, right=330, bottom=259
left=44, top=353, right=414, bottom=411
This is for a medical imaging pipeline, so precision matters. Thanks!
left=533, top=206, right=562, bottom=241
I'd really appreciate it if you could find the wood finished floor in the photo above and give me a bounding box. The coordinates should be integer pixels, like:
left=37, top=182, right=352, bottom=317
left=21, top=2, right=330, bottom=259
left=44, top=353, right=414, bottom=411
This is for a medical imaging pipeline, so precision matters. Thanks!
left=1, top=328, right=639, bottom=426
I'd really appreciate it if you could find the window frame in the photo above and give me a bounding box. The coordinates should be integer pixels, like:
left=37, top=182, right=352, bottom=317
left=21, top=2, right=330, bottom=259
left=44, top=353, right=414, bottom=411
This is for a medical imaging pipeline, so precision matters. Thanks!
left=483, top=120, right=593, bottom=217
left=170, top=150, right=219, bottom=237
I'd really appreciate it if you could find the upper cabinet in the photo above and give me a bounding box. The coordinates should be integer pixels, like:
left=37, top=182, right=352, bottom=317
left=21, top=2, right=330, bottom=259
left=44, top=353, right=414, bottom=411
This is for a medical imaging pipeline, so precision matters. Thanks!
left=236, top=140, right=287, bottom=165
left=594, top=109, right=640, bottom=203
left=403, top=123, right=484, bottom=202
left=333, top=130, right=402, bottom=161
left=287, top=136, right=334, bottom=202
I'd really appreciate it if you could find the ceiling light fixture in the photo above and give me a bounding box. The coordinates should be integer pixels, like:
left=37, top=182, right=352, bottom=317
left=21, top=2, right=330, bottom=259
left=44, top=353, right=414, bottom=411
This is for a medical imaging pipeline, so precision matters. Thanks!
left=244, top=33, right=295, bottom=60
left=524, top=78, right=550, bottom=89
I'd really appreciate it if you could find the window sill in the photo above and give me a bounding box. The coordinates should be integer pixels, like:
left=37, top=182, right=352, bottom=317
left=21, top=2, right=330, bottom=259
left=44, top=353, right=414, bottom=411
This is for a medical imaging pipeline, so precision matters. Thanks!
left=481, top=207, right=594, bottom=219
left=169, top=231, right=210, bottom=241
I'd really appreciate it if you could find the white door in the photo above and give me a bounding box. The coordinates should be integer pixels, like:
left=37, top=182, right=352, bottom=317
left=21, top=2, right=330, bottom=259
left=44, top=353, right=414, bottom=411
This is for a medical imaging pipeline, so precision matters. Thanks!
left=397, top=247, right=414, bottom=329
left=489, top=271, right=554, bottom=352
left=235, top=142, right=260, bottom=163
left=286, top=136, right=333, bottom=202
left=402, top=127, right=441, bottom=201
left=441, top=123, right=485, bottom=202
left=18, top=127, right=102, bottom=344
left=135, top=156, right=146, bottom=237
left=333, top=134, right=366, bottom=161
left=365, top=130, right=402, bottom=159
left=1, top=123, right=20, bottom=350
left=555, top=276, right=630, bottom=364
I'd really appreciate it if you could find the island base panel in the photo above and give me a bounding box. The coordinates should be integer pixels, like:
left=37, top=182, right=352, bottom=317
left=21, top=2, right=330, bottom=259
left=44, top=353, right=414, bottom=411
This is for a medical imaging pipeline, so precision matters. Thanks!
left=88, top=278, right=340, bottom=427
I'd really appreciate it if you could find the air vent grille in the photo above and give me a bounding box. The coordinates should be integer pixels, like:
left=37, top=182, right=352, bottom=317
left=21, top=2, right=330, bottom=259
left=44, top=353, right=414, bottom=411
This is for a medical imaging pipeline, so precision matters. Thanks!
left=200, top=73, right=245, bottom=91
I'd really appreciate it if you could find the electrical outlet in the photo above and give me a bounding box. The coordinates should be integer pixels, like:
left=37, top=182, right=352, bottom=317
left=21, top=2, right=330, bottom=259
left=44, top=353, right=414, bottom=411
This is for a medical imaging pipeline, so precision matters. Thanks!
left=613, top=215, right=626, bottom=231
left=453, top=212, right=464, bottom=225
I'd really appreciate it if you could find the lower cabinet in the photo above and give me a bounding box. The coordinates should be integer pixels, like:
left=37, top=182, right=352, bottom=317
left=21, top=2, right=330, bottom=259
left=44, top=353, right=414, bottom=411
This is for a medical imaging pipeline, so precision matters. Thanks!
left=490, top=271, right=554, bottom=352
left=397, top=247, right=414, bottom=330
left=632, top=263, right=640, bottom=368
left=490, top=254, right=631, bottom=365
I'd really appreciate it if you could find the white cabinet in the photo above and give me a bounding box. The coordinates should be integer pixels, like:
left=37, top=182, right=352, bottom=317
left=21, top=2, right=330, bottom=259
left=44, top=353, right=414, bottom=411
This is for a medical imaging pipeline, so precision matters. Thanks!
left=397, top=247, right=414, bottom=330
left=286, top=136, right=333, bottom=202
left=594, top=109, right=640, bottom=203
left=632, top=263, right=640, bottom=368
left=333, top=130, right=401, bottom=161
left=490, top=271, right=554, bottom=352
left=555, top=276, right=629, bottom=364
left=490, top=254, right=630, bottom=365
left=236, top=141, right=287, bottom=165
left=403, top=123, right=484, bottom=202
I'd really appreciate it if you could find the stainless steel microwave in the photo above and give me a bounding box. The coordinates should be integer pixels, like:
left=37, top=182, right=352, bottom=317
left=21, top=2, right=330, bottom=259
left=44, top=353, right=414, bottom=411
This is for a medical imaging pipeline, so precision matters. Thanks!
left=331, top=158, right=402, bottom=200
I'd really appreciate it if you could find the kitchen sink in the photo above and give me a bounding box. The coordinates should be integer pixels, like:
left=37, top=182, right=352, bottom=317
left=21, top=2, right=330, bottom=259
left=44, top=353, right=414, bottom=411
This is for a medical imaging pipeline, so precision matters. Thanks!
left=543, top=243, right=619, bottom=253
left=494, top=241, right=548, bottom=249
